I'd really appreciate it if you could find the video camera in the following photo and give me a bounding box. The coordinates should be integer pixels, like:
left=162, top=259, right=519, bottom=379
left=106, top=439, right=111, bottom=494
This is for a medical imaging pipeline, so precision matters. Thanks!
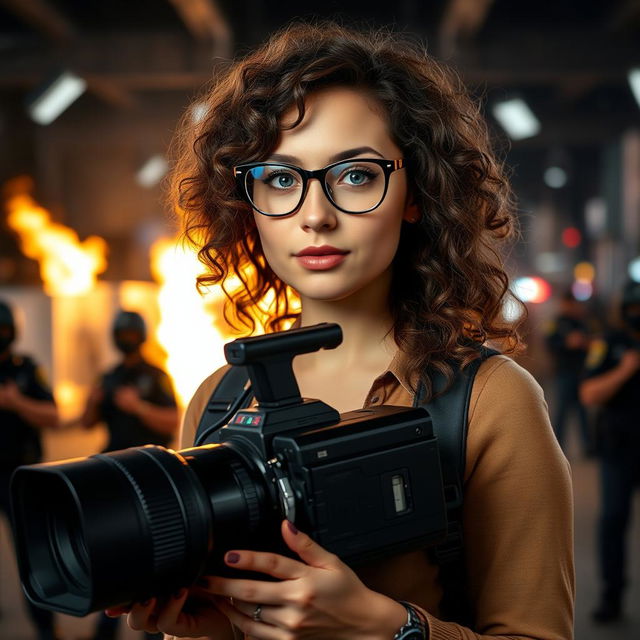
left=10, top=323, right=447, bottom=616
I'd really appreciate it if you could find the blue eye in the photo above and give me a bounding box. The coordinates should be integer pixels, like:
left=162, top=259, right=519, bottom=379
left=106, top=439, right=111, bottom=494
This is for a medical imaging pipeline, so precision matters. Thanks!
left=261, top=169, right=299, bottom=190
left=341, top=167, right=376, bottom=186
left=345, top=170, right=367, bottom=185
left=271, top=173, right=295, bottom=188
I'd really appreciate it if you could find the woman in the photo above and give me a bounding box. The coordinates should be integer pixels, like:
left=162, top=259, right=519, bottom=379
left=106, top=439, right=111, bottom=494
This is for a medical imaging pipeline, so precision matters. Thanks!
left=113, top=21, right=574, bottom=640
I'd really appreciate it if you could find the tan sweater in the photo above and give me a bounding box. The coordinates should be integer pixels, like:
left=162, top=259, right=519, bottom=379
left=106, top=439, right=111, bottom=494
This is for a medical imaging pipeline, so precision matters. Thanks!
left=170, top=354, right=574, bottom=640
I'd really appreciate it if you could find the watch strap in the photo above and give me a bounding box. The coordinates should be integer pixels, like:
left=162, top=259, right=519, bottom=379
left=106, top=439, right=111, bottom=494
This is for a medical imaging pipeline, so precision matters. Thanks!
left=393, top=601, right=427, bottom=639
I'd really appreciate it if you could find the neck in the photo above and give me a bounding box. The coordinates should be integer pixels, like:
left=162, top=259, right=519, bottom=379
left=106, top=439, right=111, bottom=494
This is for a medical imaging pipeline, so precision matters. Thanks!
left=296, top=276, right=396, bottom=371
left=122, top=351, right=143, bottom=367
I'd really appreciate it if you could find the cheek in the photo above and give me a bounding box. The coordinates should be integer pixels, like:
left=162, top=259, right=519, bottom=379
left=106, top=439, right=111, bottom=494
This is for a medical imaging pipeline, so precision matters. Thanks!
left=359, top=212, right=404, bottom=265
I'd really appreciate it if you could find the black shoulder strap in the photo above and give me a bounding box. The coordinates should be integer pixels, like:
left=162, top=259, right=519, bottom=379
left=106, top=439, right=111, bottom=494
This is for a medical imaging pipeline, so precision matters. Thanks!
left=415, top=346, right=498, bottom=624
left=194, top=366, right=252, bottom=446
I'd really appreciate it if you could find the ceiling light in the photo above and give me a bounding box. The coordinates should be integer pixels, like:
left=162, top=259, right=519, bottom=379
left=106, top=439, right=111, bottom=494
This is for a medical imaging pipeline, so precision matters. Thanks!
left=629, top=257, right=640, bottom=282
left=544, top=166, right=568, bottom=188
left=137, top=155, right=168, bottom=188
left=628, top=68, right=640, bottom=109
left=491, top=98, right=541, bottom=140
left=28, top=71, right=87, bottom=125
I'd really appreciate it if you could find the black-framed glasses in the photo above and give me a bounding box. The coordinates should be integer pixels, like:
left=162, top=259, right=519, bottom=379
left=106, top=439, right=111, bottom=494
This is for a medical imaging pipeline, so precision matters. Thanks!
left=233, top=158, right=406, bottom=217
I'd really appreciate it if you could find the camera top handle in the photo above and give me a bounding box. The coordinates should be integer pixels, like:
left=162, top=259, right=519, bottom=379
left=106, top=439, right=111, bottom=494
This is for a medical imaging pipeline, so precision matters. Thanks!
left=224, top=322, right=342, bottom=408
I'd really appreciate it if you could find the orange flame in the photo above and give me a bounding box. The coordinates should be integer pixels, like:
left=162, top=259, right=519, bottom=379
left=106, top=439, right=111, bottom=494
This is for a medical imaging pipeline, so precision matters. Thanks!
left=150, top=237, right=233, bottom=407
left=5, top=186, right=107, bottom=296
left=149, top=236, right=301, bottom=408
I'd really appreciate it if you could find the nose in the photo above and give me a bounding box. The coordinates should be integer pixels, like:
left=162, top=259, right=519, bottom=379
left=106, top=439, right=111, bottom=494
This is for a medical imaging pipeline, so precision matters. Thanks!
left=297, top=178, right=338, bottom=232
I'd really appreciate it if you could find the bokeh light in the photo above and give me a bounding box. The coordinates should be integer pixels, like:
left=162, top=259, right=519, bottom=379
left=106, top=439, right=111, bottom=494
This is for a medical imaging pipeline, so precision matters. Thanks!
left=574, top=262, right=595, bottom=282
left=628, top=257, right=640, bottom=282
left=572, top=280, right=593, bottom=301
left=512, top=276, right=552, bottom=304
left=561, top=227, right=582, bottom=249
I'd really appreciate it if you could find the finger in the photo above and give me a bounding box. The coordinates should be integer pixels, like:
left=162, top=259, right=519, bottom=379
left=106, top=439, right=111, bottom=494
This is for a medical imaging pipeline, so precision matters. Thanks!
left=216, top=597, right=285, bottom=640
left=218, top=547, right=308, bottom=581
left=127, top=598, right=159, bottom=632
left=104, top=604, right=131, bottom=617
left=281, top=520, right=339, bottom=569
left=203, top=574, right=289, bottom=605
left=232, top=599, right=277, bottom=626
left=155, top=588, right=189, bottom=630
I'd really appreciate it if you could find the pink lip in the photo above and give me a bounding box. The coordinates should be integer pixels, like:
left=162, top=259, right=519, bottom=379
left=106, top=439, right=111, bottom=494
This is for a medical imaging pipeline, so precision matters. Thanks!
left=295, top=245, right=348, bottom=257
left=294, top=245, right=349, bottom=271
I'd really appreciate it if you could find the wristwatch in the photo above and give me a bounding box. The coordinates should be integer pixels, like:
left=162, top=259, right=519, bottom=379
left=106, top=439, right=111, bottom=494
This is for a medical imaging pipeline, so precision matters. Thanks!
left=393, top=602, right=426, bottom=639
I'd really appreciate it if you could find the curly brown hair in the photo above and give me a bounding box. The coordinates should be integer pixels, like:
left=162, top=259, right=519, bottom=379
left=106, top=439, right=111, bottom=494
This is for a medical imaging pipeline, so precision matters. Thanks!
left=171, top=20, right=525, bottom=396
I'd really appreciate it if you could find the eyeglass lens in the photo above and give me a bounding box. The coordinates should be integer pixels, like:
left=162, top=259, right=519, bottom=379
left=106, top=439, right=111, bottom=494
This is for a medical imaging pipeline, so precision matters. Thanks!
left=245, top=160, right=387, bottom=215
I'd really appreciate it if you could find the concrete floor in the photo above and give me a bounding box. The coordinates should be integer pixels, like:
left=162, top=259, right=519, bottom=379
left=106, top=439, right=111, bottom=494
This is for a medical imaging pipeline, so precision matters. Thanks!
left=0, top=420, right=638, bottom=640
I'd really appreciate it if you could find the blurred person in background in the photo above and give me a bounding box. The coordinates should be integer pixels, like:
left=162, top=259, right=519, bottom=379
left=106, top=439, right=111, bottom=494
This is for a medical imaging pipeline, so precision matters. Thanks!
left=0, top=299, right=59, bottom=640
left=81, top=309, right=179, bottom=640
left=580, top=280, right=640, bottom=623
left=545, top=289, right=593, bottom=455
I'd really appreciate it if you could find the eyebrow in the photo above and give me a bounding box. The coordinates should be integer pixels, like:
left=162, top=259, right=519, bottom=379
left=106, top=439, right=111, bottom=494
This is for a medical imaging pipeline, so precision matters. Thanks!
left=267, top=146, right=385, bottom=165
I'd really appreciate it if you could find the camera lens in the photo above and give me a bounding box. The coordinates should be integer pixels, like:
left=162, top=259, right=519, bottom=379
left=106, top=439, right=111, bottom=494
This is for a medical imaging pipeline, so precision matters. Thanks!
left=10, top=443, right=275, bottom=616
left=48, top=494, right=90, bottom=592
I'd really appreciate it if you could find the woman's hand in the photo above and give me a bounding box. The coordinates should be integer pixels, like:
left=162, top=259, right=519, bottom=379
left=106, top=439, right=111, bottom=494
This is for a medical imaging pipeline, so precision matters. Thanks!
left=202, top=520, right=406, bottom=640
left=105, top=588, right=235, bottom=639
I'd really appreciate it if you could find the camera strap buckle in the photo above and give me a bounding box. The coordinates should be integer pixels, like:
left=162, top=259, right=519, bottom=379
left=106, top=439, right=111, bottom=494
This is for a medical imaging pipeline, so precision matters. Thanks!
left=206, top=398, right=235, bottom=412
left=432, top=520, right=464, bottom=565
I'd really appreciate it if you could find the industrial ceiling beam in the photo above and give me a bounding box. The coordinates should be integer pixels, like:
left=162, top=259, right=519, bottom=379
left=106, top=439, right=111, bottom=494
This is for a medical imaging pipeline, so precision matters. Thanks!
left=0, top=0, right=75, bottom=43
left=608, top=0, right=640, bottom=32
left=0, top=32, right=221, bottom=90
left=0, top=28, right=637, bottom=110
left=168, top=0, right=232, bottom=57
left=0, top=0, right=141, bottom=110
left=438, top=0, right=495, bottom=58
left=84, top=75, right=139, bottom=110
left=452, top=27, right=640, bottom=85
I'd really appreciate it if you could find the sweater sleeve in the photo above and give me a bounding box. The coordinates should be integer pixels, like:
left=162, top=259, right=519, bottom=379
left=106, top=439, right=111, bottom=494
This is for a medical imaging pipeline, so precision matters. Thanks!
left=424, top=356, right=575, bottom=640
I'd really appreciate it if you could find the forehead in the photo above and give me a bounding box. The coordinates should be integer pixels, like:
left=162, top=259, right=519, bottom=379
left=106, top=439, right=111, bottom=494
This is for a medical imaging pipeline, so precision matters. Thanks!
left=275, top=86, right=399, bottom=161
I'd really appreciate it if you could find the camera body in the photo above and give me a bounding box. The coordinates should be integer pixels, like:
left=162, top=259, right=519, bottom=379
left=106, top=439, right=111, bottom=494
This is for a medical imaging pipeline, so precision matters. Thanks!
left=10, top=323, right=447, bottom=616
left=207, top=402, right=446, bottom=566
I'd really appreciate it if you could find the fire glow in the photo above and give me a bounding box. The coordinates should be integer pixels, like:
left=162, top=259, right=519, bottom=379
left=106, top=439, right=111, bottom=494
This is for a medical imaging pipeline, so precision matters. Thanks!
left=150, top=237, right=231, bottom=407
left=4, top=178, right=301, bottom=414
left=6, top=190, right=107, bottom=297
left=149, top=237, right=300, bottom=408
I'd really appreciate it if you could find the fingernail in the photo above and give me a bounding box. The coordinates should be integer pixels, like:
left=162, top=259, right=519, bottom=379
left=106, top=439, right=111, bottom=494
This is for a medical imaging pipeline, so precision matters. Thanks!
left=226, top=551, right=240, bottom=564
left=287, top=520, right=299, bottom=535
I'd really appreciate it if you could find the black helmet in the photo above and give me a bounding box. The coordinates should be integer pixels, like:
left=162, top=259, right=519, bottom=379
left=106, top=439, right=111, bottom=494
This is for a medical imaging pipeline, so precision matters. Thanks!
left=0, top=299, right=16, bottom=352
left=112, top=310, right=147, bottom=339
left=0, top=300, right=15, bottom=328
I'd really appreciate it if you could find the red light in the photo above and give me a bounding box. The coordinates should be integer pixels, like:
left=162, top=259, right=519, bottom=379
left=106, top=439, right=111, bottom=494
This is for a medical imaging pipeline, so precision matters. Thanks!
left=562, top=227, right=582, bottom=248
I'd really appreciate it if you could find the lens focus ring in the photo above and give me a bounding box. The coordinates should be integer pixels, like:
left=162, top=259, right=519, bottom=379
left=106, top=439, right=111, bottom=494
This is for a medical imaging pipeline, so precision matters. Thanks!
left=101, top=453, right=187, bottom=574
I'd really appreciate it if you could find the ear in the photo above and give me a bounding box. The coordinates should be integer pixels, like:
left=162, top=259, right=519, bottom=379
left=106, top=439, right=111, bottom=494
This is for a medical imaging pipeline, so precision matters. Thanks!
left=402, top=201, right=421, bottom=224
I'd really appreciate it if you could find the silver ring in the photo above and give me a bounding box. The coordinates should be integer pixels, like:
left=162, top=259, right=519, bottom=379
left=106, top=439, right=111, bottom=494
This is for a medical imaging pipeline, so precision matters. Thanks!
left=253, top=604, right=262, bottom=622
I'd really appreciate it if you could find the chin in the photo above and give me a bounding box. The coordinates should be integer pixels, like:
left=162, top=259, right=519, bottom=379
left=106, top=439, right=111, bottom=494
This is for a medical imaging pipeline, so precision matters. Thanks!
left=294, top=281, right=367, bottom=303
